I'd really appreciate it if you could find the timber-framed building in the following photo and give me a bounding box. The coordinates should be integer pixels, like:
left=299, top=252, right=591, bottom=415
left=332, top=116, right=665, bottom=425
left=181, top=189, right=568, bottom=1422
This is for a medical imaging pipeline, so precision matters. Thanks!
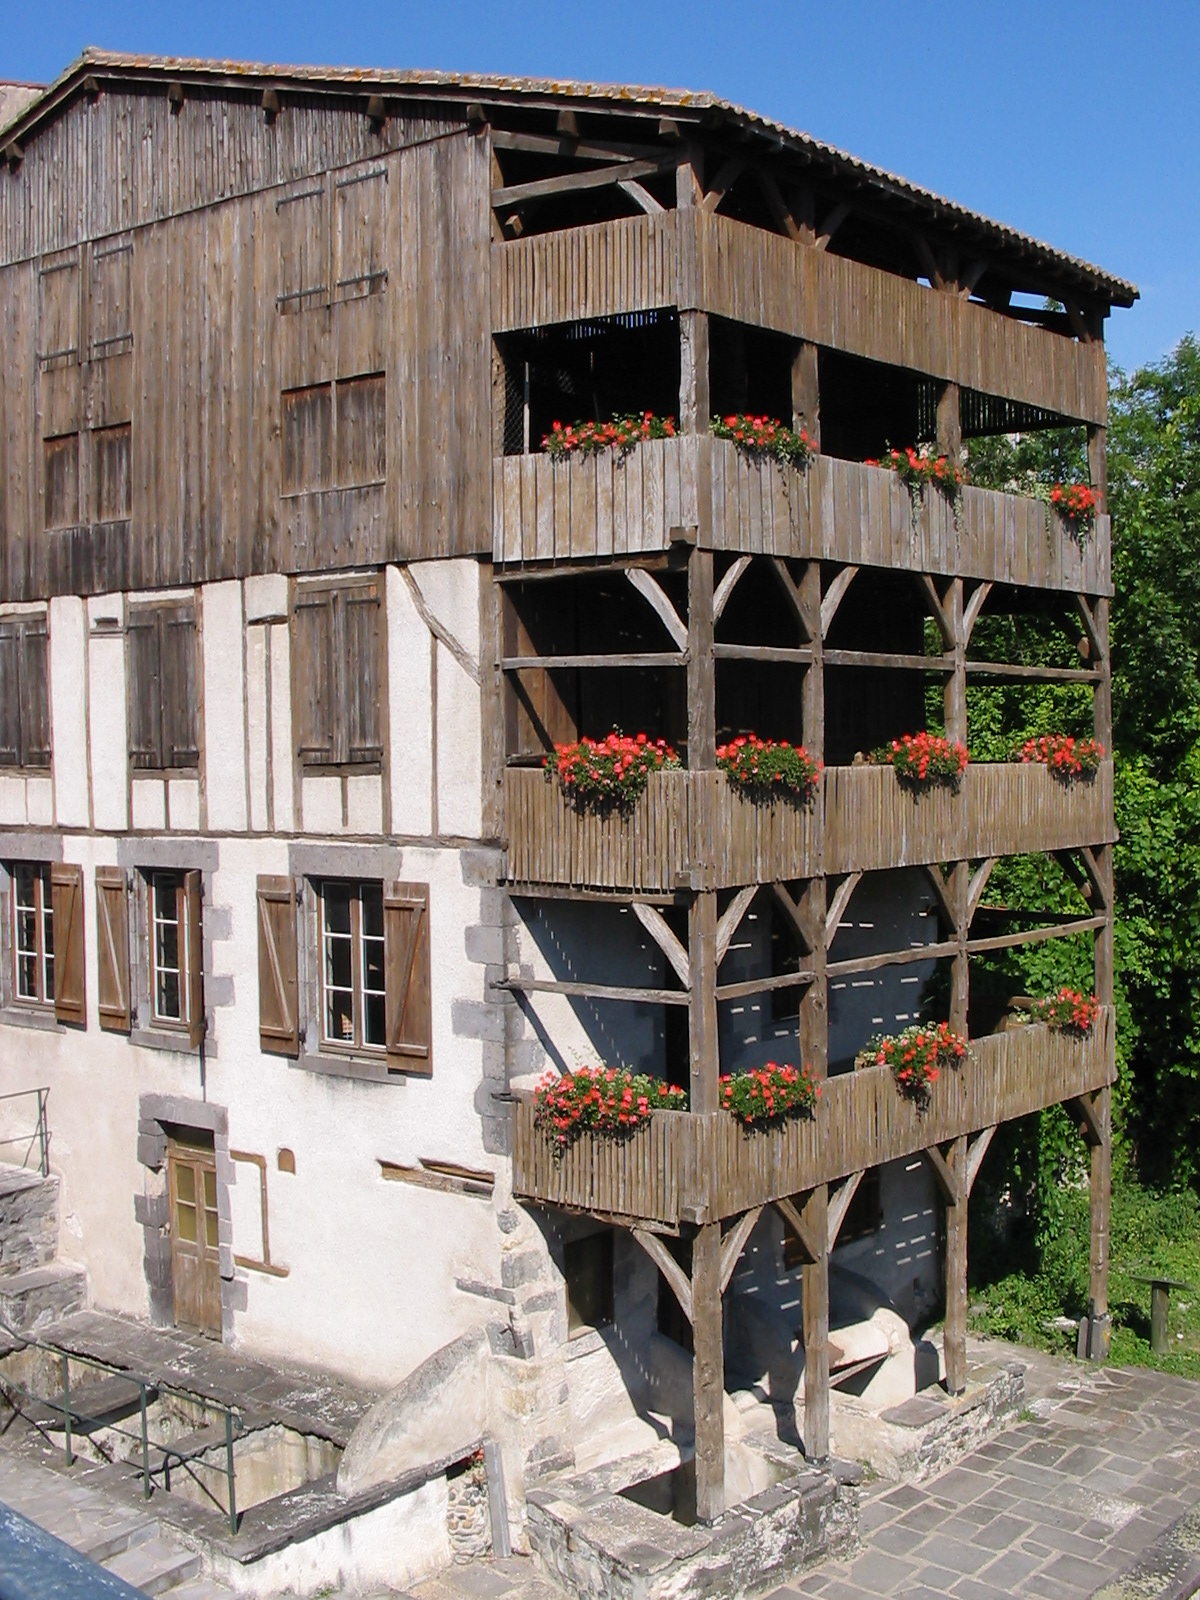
left=0, top=48, right=1131, bottom=1567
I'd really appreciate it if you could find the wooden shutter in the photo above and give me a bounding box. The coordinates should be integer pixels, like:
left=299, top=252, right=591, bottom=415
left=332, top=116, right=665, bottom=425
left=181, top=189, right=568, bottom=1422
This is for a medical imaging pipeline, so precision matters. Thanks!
left=257, top=875, right=299, bottom=1055
left=0, top=621, right=21, bottom=767
left=383, top=881, right=431, bottom=1073
left=292, top=586, right=337, bottom=766
left=21, top=615, right=51, bottom=769
left=276, top=183, right=329, bottom=312
left=126, top=607, right=163, bottom=768
left=160, top=606, right=198, bottom=768
left=50, top=864, right=86, bottom=1027
left=95, top=866, right=131, bottom=1032
left=334, top=166, right=387, bottom=301
left=183, top=869, right=205, bottom=1049
left=336, top=375, right=386, bottom=486
left=38, top=254, right=80, bottom=367
left=43, top=435, right=80, bottom=530
left=343, top=582, right=383, bottom=765
left=89, top=237, right=133, bottom=359
left=281, top=384, right=333, bottom=493
left=91, top=423, right=131, bottom=522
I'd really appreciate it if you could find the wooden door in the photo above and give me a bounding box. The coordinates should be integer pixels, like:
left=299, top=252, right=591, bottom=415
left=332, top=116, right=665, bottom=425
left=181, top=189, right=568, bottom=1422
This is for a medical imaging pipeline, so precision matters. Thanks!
left=167, top=1133, right=222, bottom=1338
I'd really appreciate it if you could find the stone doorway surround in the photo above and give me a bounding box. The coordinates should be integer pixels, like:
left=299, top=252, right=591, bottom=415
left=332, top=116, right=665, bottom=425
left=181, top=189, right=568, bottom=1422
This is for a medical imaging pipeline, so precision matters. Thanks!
left=135, top=1093, right=242, bottom=1340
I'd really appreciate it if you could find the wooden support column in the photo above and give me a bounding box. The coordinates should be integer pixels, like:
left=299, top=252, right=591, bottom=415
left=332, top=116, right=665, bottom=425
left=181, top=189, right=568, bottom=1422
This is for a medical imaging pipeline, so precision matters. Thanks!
left=936, top=381, right=962, bottom=464
left=801, top=1185, right=830, bottom=1459
left=677, top=149, right=709, bottom=440
left=1092, top=596, right=1113, bottom=751
left=799, top=562, right=824, bottom=761
left=1087, top=1085, right=1112, bottom=1359
left=792, top=341, right=820, bottom=448
left=1087, top=424, right=1108, bottom=510
left=797, top=877, right=828, bottom=1077
left=942, top=1134, right=969, bottom=1394
left=692, top=1220, right=725, bottom=1522
left=943, top=578, right=966, bottom=746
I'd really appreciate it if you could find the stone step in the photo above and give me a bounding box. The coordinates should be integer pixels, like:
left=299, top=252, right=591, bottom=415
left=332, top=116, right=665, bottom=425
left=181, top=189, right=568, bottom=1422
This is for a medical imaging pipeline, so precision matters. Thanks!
left=24, top=1373, right=158, bottom=1434
left=0, top=1164, right=60, bottom=1278
left=168, top=1582, right=237, bottom=1600
left=0, top=1259, right=87, bottom=1333
left=103, top=1535, right=202, bottom=1596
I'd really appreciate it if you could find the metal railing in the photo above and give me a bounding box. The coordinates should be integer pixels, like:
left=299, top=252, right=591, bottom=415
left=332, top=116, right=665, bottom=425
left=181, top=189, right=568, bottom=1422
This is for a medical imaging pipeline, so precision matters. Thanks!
left=0, top=1087, right=49, bottom=1178
left=0, top=1331, right=241, bottom=1536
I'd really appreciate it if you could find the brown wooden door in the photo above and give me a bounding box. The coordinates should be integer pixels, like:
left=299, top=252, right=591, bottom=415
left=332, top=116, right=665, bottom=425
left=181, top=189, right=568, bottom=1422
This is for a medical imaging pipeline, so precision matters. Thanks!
left=167, top=1133, right=222, bottom=1338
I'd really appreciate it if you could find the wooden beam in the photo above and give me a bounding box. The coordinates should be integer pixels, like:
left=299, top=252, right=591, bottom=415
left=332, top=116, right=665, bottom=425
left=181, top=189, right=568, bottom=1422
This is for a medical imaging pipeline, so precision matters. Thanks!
left=967, top=858, right=997, bottom=921
left=493, top=975, right=688, bottom=1005
left=501, top=652, right=685, bottom=670
left=801, top=1186, right=830, bottom=1458
left=772, top=882, right=811, bottom=956
left=923, top=864, right=957, bottom=932
left=774, top=1195, right=818, bottom=1265
left=632, top=902, right=690, bottom=989
left=626, top=567, right=688, bottom=650
left=719, top=1206, right=764, bottom=1293
left=823, top=648, right=953, bottom=673
left=816, top=200, right=851, bottom=251
left=966, top=914, right=1108, bottom=956
left=964, top=660, right=1101, bottom=684
left=827, top=939, right=959, bottom=980
left=715, top=885, right=758, bottom=967
left=759, top=169, right=804, bottom=243
left=943, top=1133, right=969, bottom=1394
left=965, top=1126, right=997, bottom=1196
left=713, top=556, right=752, bottom=623
left=963, top=581, right=993, bottom=643
left=491, top=130, right=663, bottom=162
left=825, top=872, right=862, bottom=943
left=791, top=341, right=821, bottom=447
left=493, top=155, right=675, bottom=210
left=618, top=179, right=666, bottom=215
left=715, top=969, right=815, bottom=1003
left=769, top=557, right=811, bottom=641
left=923, top=1143, right=961, bottom=1207
left=820, top=566, right=858, bottom=637
left=827, top=1171, right=864, bottom=1251
left=555, top=108, right=580, bottom=140
left=713, top=644, right=813, bottom=664
left=1074, top=594, right=1106, bottom=664
left=1087, top=1084, right=1112, bottom=1356
left=1067, top=1089, right=1106, bottom=1150
left=917, top=574, right=955, bottom=649
left=633, top=1228, right=692, bottom=1324
left=701, top=157, right=744, bottom=214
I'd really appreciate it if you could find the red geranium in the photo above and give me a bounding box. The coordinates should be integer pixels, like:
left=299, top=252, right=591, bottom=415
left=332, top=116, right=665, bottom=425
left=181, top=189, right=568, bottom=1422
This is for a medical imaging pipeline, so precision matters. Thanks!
left=545, top=731, right=680, bottom=810
left=1015, top=733, right=1104, bottom=781
left=870, top=731, right=969, bottom=787
left=720, top=1062, right=819, bottom=1127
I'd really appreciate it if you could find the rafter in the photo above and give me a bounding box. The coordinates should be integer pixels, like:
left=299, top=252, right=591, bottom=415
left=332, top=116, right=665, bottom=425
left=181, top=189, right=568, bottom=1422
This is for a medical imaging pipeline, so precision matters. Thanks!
left=965, top=1126, right=997, bottom=1195
left=828, top=1171, right=865, bottom=1250
left=825, top=872, right=862, bottom=943
left=618, top=179, right=665, bottom=216
left=923, top=1143, right=960, bottom=1206
left=492, top=154, right=677, bottom=211
left=774, top=1194, right=820, bottom=1265
left=701, top=157, right=744, bottom=214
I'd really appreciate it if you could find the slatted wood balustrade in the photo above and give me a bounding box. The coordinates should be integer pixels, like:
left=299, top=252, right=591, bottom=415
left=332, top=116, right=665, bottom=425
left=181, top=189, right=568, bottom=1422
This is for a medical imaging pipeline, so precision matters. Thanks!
left=494, top=440, right=1111, bottom=595
left=511, top=1009, right=1115, bottom=1226
left=504, top=760, right=1115, bottom=891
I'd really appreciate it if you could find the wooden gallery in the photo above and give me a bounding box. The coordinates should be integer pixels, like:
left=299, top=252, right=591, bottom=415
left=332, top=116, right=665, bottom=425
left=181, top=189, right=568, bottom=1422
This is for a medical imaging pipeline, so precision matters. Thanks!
left=0, top=50, right=1133, bottom=1591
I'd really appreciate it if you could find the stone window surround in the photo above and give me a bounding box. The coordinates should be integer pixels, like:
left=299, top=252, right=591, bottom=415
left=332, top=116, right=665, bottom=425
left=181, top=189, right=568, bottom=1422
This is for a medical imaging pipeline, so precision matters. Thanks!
left=0, top=834, right=65, bottom=1033
left=117, top=837, right=219, bottom=1057
left=135, top=1092, right=245, bottom=1337
left=288, top=840, right=410, bottom=1085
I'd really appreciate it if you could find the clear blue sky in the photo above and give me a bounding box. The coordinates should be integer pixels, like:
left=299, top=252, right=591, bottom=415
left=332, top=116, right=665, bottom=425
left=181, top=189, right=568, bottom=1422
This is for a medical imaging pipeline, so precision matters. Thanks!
left=4, top=1, right=1196, bottom=374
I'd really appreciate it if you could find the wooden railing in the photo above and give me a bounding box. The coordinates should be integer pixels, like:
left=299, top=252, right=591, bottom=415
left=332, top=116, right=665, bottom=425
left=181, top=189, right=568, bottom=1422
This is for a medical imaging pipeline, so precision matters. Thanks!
left=494, top=440, right=1111, bottom=596
left=504, top=761, right=1116, bottom=891
left=511, top=1009, right=1115, bottom=1226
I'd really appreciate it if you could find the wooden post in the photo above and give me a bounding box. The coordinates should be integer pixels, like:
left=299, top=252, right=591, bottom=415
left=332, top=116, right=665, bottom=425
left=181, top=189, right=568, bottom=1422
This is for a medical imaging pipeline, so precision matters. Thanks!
left=943, top=578, right=966, bottom=746
left=936, top=381, right=962, bottom=464
left=1087, top=423, right=1108, bottom=511
left=797, top=877, right=827, bottom=1077
left=1092, top=842, right=1114, bottom=1006
left=792, top=342, right=820, bottom=448
left=1087, top=1085, right=1112, bottom=1360
left=943, top=1133, right=969, bottom=1394
left=677, top=149, right=709, bottom=440
left=688, top=892, right=719, bottom=1113
left=799, top=562, right=824, bottom=760
left=801, top=1185, right=830, bottom=1459
left=692, top=1220, right=725, bottom=1522
left=1092, top=595, right=1113, bottom=751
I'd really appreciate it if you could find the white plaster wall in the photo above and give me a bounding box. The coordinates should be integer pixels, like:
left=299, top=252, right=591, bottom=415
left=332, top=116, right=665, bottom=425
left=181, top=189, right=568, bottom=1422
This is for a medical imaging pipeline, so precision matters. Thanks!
left=26, top=779, right=53, bottom=827
left=86, top=595, right=127, bottom=832
left=49, top=596, right=89, bottom=828
left=268, top=623, right=295, bottom=832
left=201, top=580, right=248, bottom=831
left=245, top=624, right=271, bottom=832
left=511, top=900, right=670, bottom=1081
left=131, top=778, right=165, bottom=831
left=386, top=565, right=433, bottom=837
left=168, top=777, right=201, bottom=832
left=0, top=777, right=26, bottom=826
left=412, top=560, right=483, bottom=841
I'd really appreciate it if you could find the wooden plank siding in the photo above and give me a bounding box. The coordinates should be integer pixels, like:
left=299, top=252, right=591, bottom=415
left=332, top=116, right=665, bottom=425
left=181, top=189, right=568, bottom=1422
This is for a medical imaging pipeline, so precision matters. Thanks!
left=492, top=210, right=1107, bottom=426
left=494, top=440, right=1112, bottom=596
left=0, top=117, right=491, bottom=601
left=504, top=760, right=1116, bottom=891
left=511, top=1008, right=1116, bottom=1226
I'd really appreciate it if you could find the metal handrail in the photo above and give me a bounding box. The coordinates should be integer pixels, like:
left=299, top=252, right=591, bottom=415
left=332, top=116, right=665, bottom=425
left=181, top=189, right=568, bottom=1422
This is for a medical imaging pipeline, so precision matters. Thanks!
left=0, top=1086, right=50, bottom=1177
left=0, top=1323, right=240, bottom=1535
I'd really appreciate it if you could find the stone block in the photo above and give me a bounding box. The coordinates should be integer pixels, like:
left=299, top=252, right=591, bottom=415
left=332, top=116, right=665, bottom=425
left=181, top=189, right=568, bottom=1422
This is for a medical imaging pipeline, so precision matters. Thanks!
left=136, top=1134, right=167, bottom=1171
left=133, top=1191, right=169, bottom=1229
left=460, top=848, right=505, bottom=888
left=501, top=1250, right=547, bottom=1290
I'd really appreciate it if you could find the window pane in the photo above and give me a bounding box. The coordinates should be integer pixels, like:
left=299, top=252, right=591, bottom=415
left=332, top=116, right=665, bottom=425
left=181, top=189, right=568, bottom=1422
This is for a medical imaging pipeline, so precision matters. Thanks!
left=175, top=1164, right=195, bottom=1203
left=13, top=863, right=35, bottom=910
left=327, top=987, right=355, bottom=1044
left=157, top=969, right=181, bottom=1019
left=17, top=954, right=37, bottom=1000
left=152, top=873, right=183, bottom=1022
left=175, top=1200, right=197, bottom=1244
left=323, top=882, right=352, bottom=935
left=360, top=882, right=383, bottom=939
left=205, top=1207, right=220, bottom=1249
left=364, top=992, right=386, bottom=1048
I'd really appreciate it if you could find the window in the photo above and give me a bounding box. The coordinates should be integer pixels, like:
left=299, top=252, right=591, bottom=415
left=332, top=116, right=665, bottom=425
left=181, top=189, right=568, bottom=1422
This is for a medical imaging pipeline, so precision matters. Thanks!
left=0, top=613, right=51, bottom=769
left=11, top=864, right=53, bottom=1007
left=320, top=879, right=386, bottom=1053
left=276, top=183, right=329, bottom=313
left=258, top=872, right=431, bottom=1075
left=126, top=602, right=199, bottom=770
left=291, top=578, right=383, bottom=769
left=281, top=375, right=386, bottom=495
left=147, top=870, right=203, bottom=1042
left=564, top=1231, right=614, bottom=1336
left=38, top=254, right=80, bottom=369
left=44, top=435, right=79, bottom=529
